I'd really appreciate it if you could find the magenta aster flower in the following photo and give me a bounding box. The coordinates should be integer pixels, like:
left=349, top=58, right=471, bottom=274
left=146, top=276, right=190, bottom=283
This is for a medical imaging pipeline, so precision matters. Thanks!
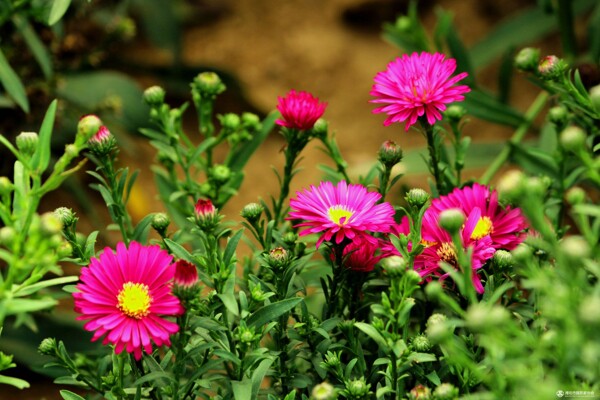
left=73, top=241, right=183, bottom=360
left=276, top=89, right=327, bottom=131
left=341, top=237, right=396, bottom=272
left=416, top=208, right=496, bottom=293
left=427, top=183, right=528, bottom=250
left=288, top=181, right=396, bottom=248
left=370, top=52, right=470, bottom=131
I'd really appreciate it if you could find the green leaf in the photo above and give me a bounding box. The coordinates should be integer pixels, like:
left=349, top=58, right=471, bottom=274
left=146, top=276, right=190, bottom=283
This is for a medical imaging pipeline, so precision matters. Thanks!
left=217, top=292, right=239, bottom=317
left=251, top=357, right=275, bottom=398
left=509, top=143, right=559, bottom=179
left=163, top=239, right=195, bottom=263
left=463, top=89, right=525, bottom=127
left=48, top=0, right=72, bottom=25
left=246, top=297, right=303, bottom=329
left=0, top=374, right=30, bottom=389
left=444, top=17, right=475, bottom=86
left=2, top=298, right=57, bottom=315
left=0, top=48, right=29, bottom=112
left=131, top=370, right=174, bottom=387
left=13, top=276, right=79, bottom=297
left=31, top=99, right=57, bottom=173
left=231, top=379, right=252, bottom=400
left=223, top=229, right=243, bottom=266
left=354, top=322, right=389, bottom=352
left=12, top=15, right=52, bottom=79
left=59, top=390, right=85, bottom=400
left=426, top=370, right=441, bottom=386
left=131, top=214, right=154, bottom=243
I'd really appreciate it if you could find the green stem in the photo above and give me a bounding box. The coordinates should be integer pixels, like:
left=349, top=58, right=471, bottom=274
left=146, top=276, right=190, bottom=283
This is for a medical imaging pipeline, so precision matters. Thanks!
left=422, top=122, right=444, bottom=195
left=273, top=146, right=299, bottom=226
left=480, top=92, right=549, bottom=185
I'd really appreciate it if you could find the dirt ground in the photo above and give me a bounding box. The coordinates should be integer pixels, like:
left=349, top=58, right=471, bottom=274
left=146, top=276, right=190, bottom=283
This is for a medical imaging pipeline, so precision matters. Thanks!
left=3, top=0, right=568, bottom=398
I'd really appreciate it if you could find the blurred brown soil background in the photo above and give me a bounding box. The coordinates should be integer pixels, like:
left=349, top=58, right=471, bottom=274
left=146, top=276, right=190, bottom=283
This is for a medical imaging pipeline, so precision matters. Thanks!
left=2, top=0, right=580, bottom=398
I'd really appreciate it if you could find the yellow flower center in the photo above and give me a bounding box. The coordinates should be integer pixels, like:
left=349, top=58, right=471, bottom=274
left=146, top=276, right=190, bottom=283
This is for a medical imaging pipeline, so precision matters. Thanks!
left=327, top=206, right=354, bottom=226
left=471, top=216, right=493, bottom=240
left=436, top=242, right=457, bottom=266
left=117, top=282, right=152, bottom=319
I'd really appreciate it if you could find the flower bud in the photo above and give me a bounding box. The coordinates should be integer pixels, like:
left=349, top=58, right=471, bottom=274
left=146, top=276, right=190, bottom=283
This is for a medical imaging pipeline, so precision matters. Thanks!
left=220, top=113, right=241, bottom=131
left=151, top=212, right=170, bottom=236
left=174, top=260, right=198, bottom=288
left=559, top=235, right=591, bottom=261
left=40, top=212, right=63, bottom=236
left=312, top=381, right=337, bottom=400
left=57, top=242, right=73, bottom=258
left=38, top=337, right=57, bottom=356
left=406, top=188, right=430, bottom=209
left=565, top=186, right=586, bottom=205
left=514, top=47, right=540, bottom=72
left=194, top=198, right=220, bottom=231
left=77, top=115, right=103, bottom=145
left=240, top=202, right=263, bottom=223
left=579, top=295, right=600, bottom=325
left=88, top=126, right=117, bottom=156
left=405, top=269, right=422, bottom=285
left=589, top=84, right=600, bottom=111
left=381, top=255, right=407, bottom=277
left=492, top=249, right=513, bottom=269
left=143, top=85, right=166, bottom=106
left=433, top=383, right=458, bottom=400
left=425, top=281, right=443, bottom=300
left=16, top=131, right=39, bottom=156
left=192, top=72, right=226, bottom=99
left=54, top=207, right=77, bottom=228
left=322, top=351, right=341, bottom=369
left=344, top=377, right=371, bottom=398
left=537, top=55, right=567, bottom=80
left=265, top=247, right=292, bottom=270
left=0, top=352, right=13, bottom=370
left=283, top=232, right=298, bottom=246
left=209, top=164, right=231, bottom=184
left=394, top=16, right=412, bottom=32
left=0, top=177, right=14, bottom=196
left=559, top=125, right=587, bottom=152
left=0, top=227, right=16, bottom=246
left=444, top=104, right=467, bottom=122
left=411, top=334, right=432, bottom=352
left=438, top=208, right=465, bottom=234
left=241, top=112, right=261, bottom=130
left=547, top=105, right=568, bottom=126
left=496, top=169, right=526, bottom=201
left=465, top=303, right=510, bottom=331
left=511, top=243, right=533, bottom=263
left=408, top=385, right=432, bottom=400
left=312, top=118, right=328, bottom=138
left=377, top=140, right=403, bottom=168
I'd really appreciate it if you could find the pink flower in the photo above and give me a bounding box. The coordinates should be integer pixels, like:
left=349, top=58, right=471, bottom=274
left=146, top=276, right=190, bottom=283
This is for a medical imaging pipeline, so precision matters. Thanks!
left=341, top=237, right=396, bottom=272
left=276, top=90, right=327, bottom=130
left=370, top=52, right=470, bottom=131
left=89, top=126, right=112, bottom=144
left=427, top=183, right=528, bottom=250
left=288, top=181, right=396, bottom=248
left=416, top=208, right=496, bottom=294
left=73, top=241, right=183, bottom=360
left=195, top=198, right=216, bottom=218
left=173, top=260, right=198, bottom=288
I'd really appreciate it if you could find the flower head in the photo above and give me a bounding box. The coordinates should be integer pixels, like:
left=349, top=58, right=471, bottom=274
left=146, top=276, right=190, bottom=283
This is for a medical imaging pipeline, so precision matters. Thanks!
left=173, top=260, right=198, bottom=288
left=370, top=52, right=470, bottom=131
left=415, top=208, right=496, bottom=293
left=340, top=237, right=395, bottom=272
left=88, top=126, right=117, bottom=155
left=194, top=198, right=220, bottom=231
left=276, top=90, right=327, bottom=131
left=288, top=181, right=395, bottom=248
left=73, top=242, right=183, bottom=360
left=427, top=183, right=528, bottom=250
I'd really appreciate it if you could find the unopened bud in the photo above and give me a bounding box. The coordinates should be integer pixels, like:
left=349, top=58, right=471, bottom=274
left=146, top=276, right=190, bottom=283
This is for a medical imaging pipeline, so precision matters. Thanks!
left=54, top=207, right=77, bottom=228
left=0, top=177, right=13, bottom=196
left=151, top=213, right=170, bottom=236
left=40, top=212, right=63, bottom=235
left=378, top=140, right=403, bottom=168
left=240, top=202, right=263, bottom=223
left=241, top=112, right=261, bottom=129
left=492, top=249, right=513, bottom=269
left=192, top=72, right=226, bottom=99
left=312, top=118, right=328, bottom=138
left=444, top=104, right=467, bottom=122
left=173, top=260, right=198, bottom=288
left=496, top=169, right=526, bottom=201
left=209, top=164, right=231, bottom=184
left=560, top=235, right=590, bottom=261
left=38, top=337, right=57, bottom=356
left=312, top=381, right=337, bottom=400
left=514, top=47, right=540, bottom=72
left=395, top=16, right=412, bottom=32
left=548, top=105, right=568, bottom=126
left=406, top=188, right=430, bottom=209
left=344, top=377, right=370, bottom=398
left=438, top=208, right=465, bottom=234
left=589, top=84, right=600, bottom=112
left=537, top=55, right=567, bottom=79
left=381, top=255, right=407, bottom=277
left=465, top=303, right=510, bottom=331
left=565, top=186, right=586, bottom=205
left=143, top=85, right=165, bottom=106
left=220, top=113, right=240, bottom=131
left=411, top=334, right=431, bottom=352
left=408, top=385, right=432, bottom=400
left=0, top=227, right=16, bottom=245
left=16, top=132, right=39, bottom=156
left=579, top=295, right=600, bottom=325
left=559, top=125, right=587, bottom=152
left=77, top=115, right=103, bottom=144
left=433, top=383, right=458, bottom=400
